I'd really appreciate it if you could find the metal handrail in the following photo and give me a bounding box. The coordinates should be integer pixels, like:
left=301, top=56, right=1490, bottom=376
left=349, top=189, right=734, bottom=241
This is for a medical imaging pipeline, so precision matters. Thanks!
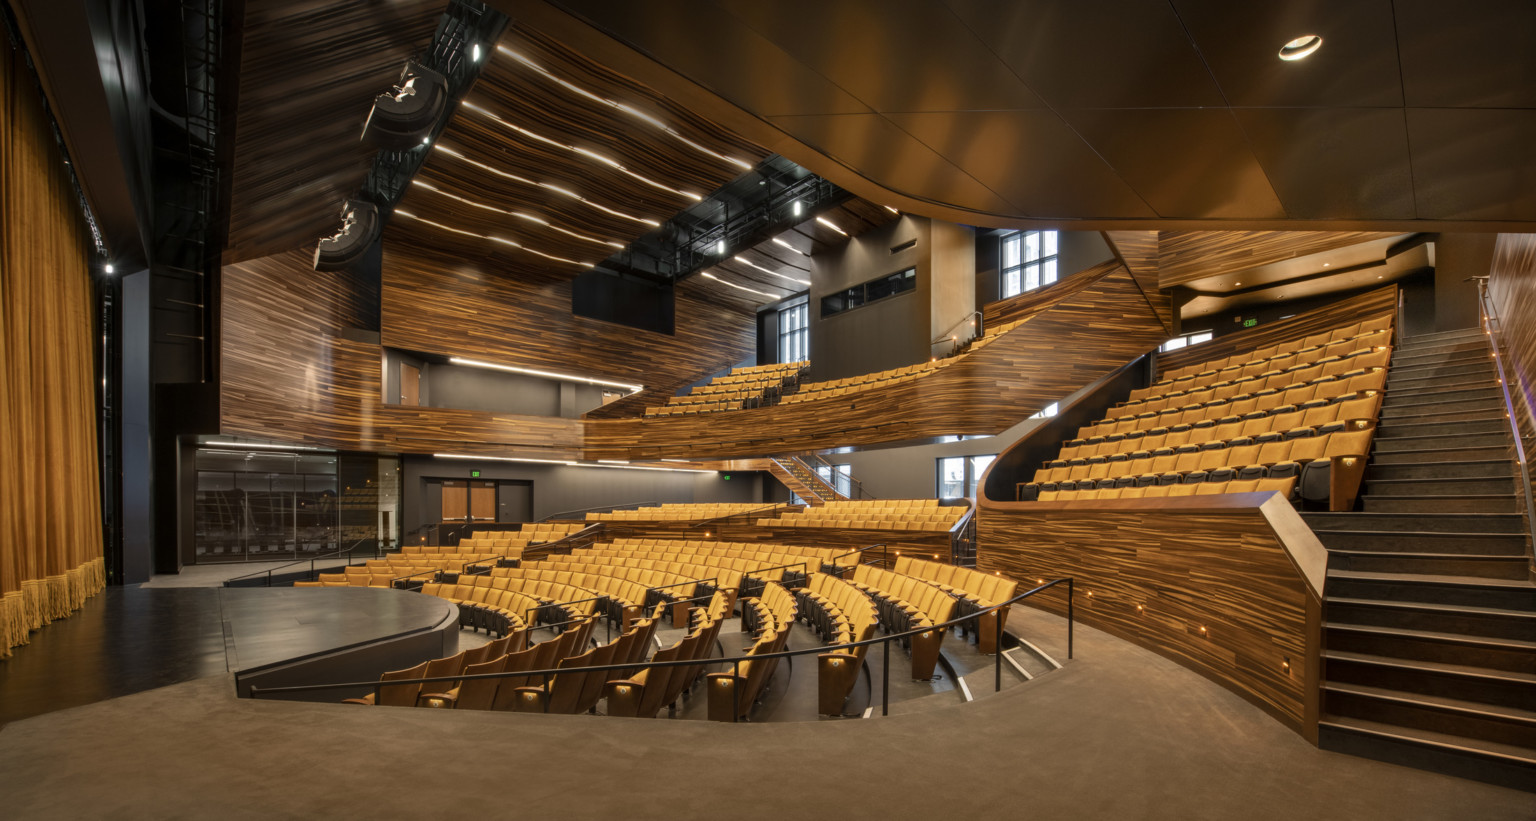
left=540, top=501, right=661, bottom=522
left=221, top=538, right=377, bottom=587
left=931, top=310, right=984, bottom=347
left=687, top=502, right=793, bottom=529
left=249, top=577, right=1077, bottom=721
left=1470, top=277, right=1536, bottom=567
left=792, top=454, right=869, bottom=500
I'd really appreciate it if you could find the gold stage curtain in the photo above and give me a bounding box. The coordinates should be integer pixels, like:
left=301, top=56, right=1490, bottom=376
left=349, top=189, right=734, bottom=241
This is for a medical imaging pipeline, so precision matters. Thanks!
left=0, top=36, right=106, bottom=658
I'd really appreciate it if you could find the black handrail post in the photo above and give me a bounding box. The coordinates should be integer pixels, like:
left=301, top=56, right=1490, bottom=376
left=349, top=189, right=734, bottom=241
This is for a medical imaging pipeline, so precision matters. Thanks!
left=994, top=612, right=1003, bottom=692
left=881, top=638, right=890, bottom=716
left=542, top=672, right=550, bottom=713
left=732, top=659, right=741, bottom=723
left=1067, top=578, right=1075, bottom=660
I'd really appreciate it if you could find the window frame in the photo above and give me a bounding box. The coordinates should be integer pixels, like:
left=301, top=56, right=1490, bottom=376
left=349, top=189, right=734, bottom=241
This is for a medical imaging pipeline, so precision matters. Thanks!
left=778, top=298, right=809, bottom=364
left=1001, top=230, right=1060, bottom=299
left=936, top=454, right=997, bottom=499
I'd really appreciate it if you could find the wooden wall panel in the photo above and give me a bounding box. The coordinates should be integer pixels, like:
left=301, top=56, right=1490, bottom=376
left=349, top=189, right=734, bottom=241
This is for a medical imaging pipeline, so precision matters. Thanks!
left=225, top=0, right=442, bottom=264
left=976, top=495, right=1322, bottom=737
left=1103, top=230, right=1173, bottom=333
left=1156, top=285, right=1397, bottom=376
left=981, top=260, right=1119, bottom=328
left=585, top=264, right=1167, bottom=460
left=1158, top=231, right=1402, bottom=289
left=1, top=38, right=105, bottom=657
left=221, top=249, right=584, bottom=457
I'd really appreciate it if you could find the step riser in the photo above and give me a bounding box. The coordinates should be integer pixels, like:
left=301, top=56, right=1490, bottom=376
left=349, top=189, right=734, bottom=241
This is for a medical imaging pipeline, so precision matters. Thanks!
left=1388, top=363, right=1497, bottom=383
left=1326, top=602, right=1536, bottom=641
left=1379, top=400, right=1505, bottom=419
left=1372, top=447, right=1511, bottom=464
left=1363, top=478, right=1520, bottom=496
left=1317, top=725, right=1536, bottom=793
left=1323, top=659, right=1536, bottom=711
left=1326, top=579, right=1536, bottom=610
left=1374, top=419, right=1508, bottom=438
left=1393, top=343, right=1489, bottom=359
left=1373, top=434, right=1510, bottom=452
left=1303, top=514, right=1526, bottom=533
left=1362, top=497, right=1521, bottom=514
left=1379, top=408, right=1512, bottom=426
left=1364, top=462, right=1516, bottom=480
left=1325, top=630, right=1536, bottom=674
left=1392, top=348, right=1493, bottom=366
left=1384, top=387, right=1503, bottom=405
left=1329, top=553, right=1532, bottom=580
left=1325, top=690, right=1536, bottom=749
left=1311, top=532, right=1531, bottom=554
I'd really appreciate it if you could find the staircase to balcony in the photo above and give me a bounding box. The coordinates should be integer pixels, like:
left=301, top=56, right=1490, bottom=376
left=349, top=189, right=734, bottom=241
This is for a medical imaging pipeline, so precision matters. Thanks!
left=767, top=457, right=850, bottom=505
left=1299, top=326, right=1535, bottom=792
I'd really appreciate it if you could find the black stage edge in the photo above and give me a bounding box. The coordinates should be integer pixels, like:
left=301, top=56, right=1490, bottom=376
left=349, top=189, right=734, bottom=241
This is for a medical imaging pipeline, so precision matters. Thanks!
left=0, top=587, right=458, bottom=725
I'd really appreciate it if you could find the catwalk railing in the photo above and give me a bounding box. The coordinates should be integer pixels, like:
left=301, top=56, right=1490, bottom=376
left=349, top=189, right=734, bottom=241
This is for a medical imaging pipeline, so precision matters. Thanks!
left=248, top=577, right=1076, bottom=721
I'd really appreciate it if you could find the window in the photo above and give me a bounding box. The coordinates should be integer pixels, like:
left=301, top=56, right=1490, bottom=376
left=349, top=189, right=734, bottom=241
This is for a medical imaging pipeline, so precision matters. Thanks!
left=820, top=267, right=917, bottom=318
left=1160, top=331, right=1213, bottom=353
left=1001, top=230, right=1059, bottom=298
left=1029, top=402, right=1059, bottom=420
left=937, top=454, right=996, bottom=499
left=814, top=463, right=852, bottom=497
left=779, top=299, right=808, bottom=363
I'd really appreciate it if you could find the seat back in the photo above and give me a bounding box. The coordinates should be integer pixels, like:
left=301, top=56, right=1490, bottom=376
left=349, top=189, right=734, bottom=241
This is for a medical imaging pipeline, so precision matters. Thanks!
left=374, top=660, right=431, bottom=707
left=453, top=655, right=508, bottom=711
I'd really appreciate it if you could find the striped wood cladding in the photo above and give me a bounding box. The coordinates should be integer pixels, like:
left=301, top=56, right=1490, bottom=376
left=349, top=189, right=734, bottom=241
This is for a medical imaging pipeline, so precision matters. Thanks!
left=975, top=494, right=1324, bottom=738
left=585, top=264, right=1166, bottom=460
left=1486, top=233, right=1536, bottom=571
left=981, top=260, right=1120, bottom=328
left=1, top=38, right=106, bottom=656
left=1157, top=231, right=1401, bottom=289
left=1156, top=285, right=1398, bottom=377
left=221, top=249, right=583, bottom=457
left=1103, top=230, right=1173, bottom=333
left=225, top=0, right=442, bottom=264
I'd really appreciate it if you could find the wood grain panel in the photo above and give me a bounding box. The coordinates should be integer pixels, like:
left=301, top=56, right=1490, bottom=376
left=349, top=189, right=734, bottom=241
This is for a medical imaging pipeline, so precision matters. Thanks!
left=975, top=494, right=1322, bottom=737
left=1156, top=285, right=1397, bottom=376
left=982, top=260, right=1119, bottom=328
left=1157, top=231, right=1401, bottom=289
left=585, top=264, right=1167, bottom=460
left=1104, top=230, right=1174, bottom=333
left=1486, top=233, right=1536, bottom=572
left=225, top=0, right=442, bottom=264
left=1, top=38, right=105, bottom=657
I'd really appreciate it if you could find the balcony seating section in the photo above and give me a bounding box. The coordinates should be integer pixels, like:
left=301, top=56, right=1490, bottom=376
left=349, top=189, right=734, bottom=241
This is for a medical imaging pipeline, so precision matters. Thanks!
left=585, top=502, right=779, bottom=522
left=848, top=564, right=957, bottom=680
left=1018, top=316, right=1392, bottom=509
left=645, top=361, right=808, bottom=417
left=757, top=499, right=967, bottom=532
left=776, top=320, right=1025, bottom=407
left=893, top=557, right=1019, bottom=654
left=706, top=581, right=797, bottom=721
left=798, top=572, right=882, bottom=715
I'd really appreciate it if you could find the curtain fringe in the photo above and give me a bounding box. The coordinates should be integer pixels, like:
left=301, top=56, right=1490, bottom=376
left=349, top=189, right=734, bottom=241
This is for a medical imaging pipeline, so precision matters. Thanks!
left=0, top=592, right=27, bottom=659
left=2, top=558, right=109, bottom=659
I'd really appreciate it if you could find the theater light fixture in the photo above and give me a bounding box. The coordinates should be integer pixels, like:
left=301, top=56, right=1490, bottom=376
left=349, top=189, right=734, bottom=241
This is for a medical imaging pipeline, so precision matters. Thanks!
left=461, top=101, right=702, bottom=201
left=434, top=145, right=659, bottom=227
left=471, top=43, right=482, bottom=62
left=393, top=209, right=592, bottom=268
left=104, top=264, right=115, bottom=274
left=733, top=256, right=811, bottom=286
left=410, top=180, right=622, bottom=248
left=447, top=357, right=642, bottom=393
left=816, top=216, right=847, bottom=236
left=496, top=45, right=752, bottom=171
left=1278, top=34, right=1323, bottom=61
left=792, top=201, right=803, bottom=217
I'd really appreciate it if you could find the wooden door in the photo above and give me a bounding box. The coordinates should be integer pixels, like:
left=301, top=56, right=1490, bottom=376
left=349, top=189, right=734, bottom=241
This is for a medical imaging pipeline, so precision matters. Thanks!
left=441, top=481, right=468, bottom=521
left=401, top=363, right=421, bottom=406
left=470, top=481, right=496, bottom=521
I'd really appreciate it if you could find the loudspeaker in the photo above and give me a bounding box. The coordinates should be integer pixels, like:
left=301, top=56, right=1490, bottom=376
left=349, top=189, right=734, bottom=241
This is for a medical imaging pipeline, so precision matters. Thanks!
left=313, top=199, right=380, bottom=271
left=362, top=62, right=449, bottom=150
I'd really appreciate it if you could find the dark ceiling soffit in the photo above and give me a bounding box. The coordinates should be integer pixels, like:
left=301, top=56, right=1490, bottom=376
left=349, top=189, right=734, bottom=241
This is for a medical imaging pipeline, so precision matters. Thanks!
left=1178, top=233, right=1432, bottom=299
left=503, top=0, right=1534, bottom=233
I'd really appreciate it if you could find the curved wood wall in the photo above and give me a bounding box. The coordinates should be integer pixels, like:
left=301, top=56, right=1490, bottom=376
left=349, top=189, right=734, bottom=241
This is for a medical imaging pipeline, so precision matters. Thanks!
left=1, top=39, right=105, bottom=658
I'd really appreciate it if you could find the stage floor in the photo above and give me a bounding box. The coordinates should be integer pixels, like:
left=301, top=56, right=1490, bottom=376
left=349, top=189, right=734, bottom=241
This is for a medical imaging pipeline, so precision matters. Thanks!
left=0, top=587, right=454, bottom=726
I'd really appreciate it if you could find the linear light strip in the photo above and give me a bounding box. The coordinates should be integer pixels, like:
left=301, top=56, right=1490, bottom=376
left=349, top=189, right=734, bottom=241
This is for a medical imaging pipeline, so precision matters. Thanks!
left=448, top=356, right=643, bottom=393
left=771, top=237, right=810, bottom=256
left=202, top=441, right=324, bottom=452
left=435, top=452, right=715, bottom=474
left=496, top=45, right=752, bottom=171
left=434, top=145, right=659, bottom=227
left=701, top=271, right=776, bottom=299
left=733, top=255, right=810, bottom=286
left=394, top=209, right=592, bottom=267
left=461, top=100, right=702, bottom=201
left=816, top=216, right=847, bottom=236
left=412, top=180, right=622, bottom=249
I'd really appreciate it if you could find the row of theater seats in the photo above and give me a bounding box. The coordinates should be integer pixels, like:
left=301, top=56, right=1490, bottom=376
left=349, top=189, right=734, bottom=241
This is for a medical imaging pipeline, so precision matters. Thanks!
left=345, top=631, right=531, bottom=707
left=797, top=572, right=881, bottom=715
left=705, top=581, right=797, bottom=721
left=456, top=522, right=586, bottom=549
left=778, top=320, right=1024, bottom=407
left=1040, top=476, right=1297, bottom=501
left=606, top=592, right=734, bottom=718
left=295, top=563, right=441, bottom=588
left=893, top=556, right=1018, bottom=654
left=584, top=502, right=780, bottom=522
left=847, top=564, right=957, bottom=680
left=757, top=499, right=966, bottom=532
left=1153, top=316, right=1392, bottom=387
left=422, top=574, right=603, bottom=635
left=645, top=361, right=808, bottom=416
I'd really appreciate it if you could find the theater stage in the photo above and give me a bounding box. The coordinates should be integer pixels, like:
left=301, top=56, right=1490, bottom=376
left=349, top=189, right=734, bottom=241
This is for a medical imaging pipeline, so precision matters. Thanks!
left=0, top=586, right=458, bottom=726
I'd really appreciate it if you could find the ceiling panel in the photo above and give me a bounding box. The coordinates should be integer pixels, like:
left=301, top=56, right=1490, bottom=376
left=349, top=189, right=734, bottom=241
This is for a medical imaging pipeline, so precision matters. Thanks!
left=766, top=113, right=1017, bottom=214
left=1394, top=0, right=1536, bottom=108
left=942, top=0, right=1224, bottom=109
left=720, top=0, right=1047, bottom=114
left=1233, top=107, right=1415, bottom=220
left=1407, top=109, right=1536, bottom=221
left=886, top=110, right=1155, bottom=218
left=1061, top=109, right=1285, bottom=219
left=1171, top=0, right=1403, bottom=108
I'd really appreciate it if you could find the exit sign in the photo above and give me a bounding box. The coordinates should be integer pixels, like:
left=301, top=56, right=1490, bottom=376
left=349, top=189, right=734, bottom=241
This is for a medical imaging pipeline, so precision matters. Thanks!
left=1242, top=318, right=1258, bottom=328
left=470, top=470, right=481, bottom=478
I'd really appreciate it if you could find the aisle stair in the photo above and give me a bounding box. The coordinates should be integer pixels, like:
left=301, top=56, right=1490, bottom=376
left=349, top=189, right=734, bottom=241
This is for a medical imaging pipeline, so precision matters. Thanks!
left=1301, top=327, right=1536, bottom=792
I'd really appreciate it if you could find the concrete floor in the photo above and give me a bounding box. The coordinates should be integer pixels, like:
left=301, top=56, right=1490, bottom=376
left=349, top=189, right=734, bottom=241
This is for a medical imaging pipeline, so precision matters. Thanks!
left=0, top=607, right=1529, bottom=820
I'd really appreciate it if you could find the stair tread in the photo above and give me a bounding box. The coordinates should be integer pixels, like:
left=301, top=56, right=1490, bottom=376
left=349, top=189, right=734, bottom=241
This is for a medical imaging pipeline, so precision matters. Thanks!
left=1319, top=715, right=1536, bottom=764
left=1328, top=549, right=1529, bottom=561
left=1360, top=494, right=1518, bottom=501
left=1328, top=597, right=1536, bottom=620
left=1359, top=458, right=1514, bottom=469
left=1306, top=512, right=1526, bottom=520
left=1323, top=622, right=1536, bottom=651
left=1372, top=431, right=1510, bottom=443
left=1310, top=529, right=1528, bottom=539
left=1326, top=569, right=1536, bottom=589
left=1363, top=476, right=1513, bottom=485
left=1324, top=681, right=1536, bottom=724
left=1324, top=650, right=1536, bottom=684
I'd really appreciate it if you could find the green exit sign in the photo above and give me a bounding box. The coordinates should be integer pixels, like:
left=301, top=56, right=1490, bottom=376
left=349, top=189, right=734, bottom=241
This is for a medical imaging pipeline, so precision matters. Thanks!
left=723, top=474, right=732, bottom=480
left=470, top=470, right=481, bottom=478
left=1242, top=318, right=1258, bottom=328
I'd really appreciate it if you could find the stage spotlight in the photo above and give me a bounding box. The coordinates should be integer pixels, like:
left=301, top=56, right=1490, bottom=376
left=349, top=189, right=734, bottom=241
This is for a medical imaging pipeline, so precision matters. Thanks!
left=362, top=62, right=449, bottom=150
left=313, top=199, right=380, bottom=271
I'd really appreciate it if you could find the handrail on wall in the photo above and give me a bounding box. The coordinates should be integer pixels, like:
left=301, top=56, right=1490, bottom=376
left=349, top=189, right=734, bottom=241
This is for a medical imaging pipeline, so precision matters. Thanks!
left=931, top=310, right=984, bottom=347
left=1469, top=276, right=1536, bottom=566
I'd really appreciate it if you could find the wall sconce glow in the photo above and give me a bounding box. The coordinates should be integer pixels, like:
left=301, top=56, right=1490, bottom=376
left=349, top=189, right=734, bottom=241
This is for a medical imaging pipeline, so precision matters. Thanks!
left=1278, top=34, right=1323, bottom=61
left=447, top=357, right=643, bottom=393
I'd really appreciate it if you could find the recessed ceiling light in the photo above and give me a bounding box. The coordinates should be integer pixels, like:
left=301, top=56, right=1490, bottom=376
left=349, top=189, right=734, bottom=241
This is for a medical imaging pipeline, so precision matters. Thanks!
left=1234, top=282, right=1242, bottom=286
left=1322, top=262, right=1330, bottom=267
left=1279, top=34, right=1323, bottom=61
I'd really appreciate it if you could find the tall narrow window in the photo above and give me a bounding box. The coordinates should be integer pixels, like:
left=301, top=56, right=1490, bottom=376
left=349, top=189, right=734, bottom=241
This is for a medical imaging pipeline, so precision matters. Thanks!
left=1001, top=230, right=1059, bottom=298
left=937, top=454, right=997, bottom=498
left=779, top=298, right=809, bottom=364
